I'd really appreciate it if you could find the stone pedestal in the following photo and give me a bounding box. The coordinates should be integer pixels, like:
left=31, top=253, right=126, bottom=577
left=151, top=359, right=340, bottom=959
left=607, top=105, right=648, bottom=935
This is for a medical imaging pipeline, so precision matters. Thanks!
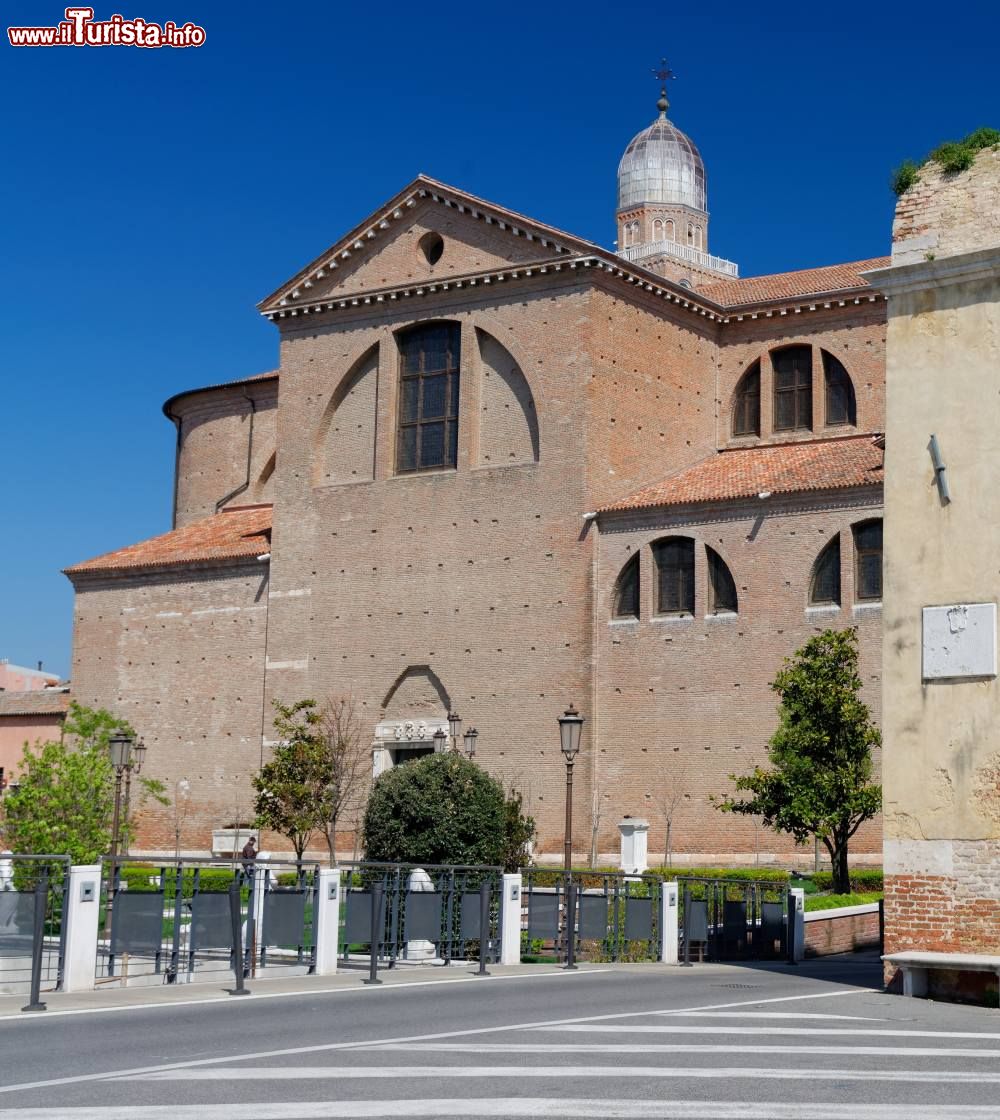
left=404, top=867, right=438, bottom=962
left=618, top=817, right=649, bottom=875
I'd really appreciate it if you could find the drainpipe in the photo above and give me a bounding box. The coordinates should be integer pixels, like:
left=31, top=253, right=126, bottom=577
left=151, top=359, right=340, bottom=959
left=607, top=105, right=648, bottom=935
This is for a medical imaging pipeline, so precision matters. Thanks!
left=215, top=391, right=257, bottom=513
left=164, top=405, right=183, bottom=529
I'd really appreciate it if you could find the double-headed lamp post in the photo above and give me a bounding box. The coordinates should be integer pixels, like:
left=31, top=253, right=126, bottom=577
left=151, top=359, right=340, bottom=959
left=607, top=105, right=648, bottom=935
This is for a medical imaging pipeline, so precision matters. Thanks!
left=107, top=732, right=145, bottom=861
left=558, top=705, right=584, bottom=872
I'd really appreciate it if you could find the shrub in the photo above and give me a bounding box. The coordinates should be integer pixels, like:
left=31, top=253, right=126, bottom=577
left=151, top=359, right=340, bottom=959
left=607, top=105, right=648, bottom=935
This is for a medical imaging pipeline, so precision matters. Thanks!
left=362, top=753, right=534, bottom=870
left=891, top=127, right=1000, bottom=194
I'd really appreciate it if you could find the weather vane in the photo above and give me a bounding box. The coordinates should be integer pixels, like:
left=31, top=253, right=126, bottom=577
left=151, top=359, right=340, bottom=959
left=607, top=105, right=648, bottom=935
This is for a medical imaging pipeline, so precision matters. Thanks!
left=652, top=57, right=675, bottom=117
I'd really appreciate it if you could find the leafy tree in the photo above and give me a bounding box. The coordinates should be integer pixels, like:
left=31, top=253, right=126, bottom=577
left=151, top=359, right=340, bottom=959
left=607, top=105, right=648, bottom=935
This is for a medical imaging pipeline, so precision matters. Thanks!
left=252, top=699, right=329, bottom=860
left=715, top=628, right=881, bottom=894
left=363, top=752, right=535, bottom=871
left=0, top=702, right=165, bottom=878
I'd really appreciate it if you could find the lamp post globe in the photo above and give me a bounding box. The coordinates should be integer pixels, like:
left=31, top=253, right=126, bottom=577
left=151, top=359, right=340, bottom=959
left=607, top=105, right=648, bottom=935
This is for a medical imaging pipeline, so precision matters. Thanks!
left=433, top=728, right=448, bottom=753
left=464, top=727, right=478, bottom=759
left=447, top=710, right=462, bottom=752
left=108, top=732, right=133, bottom=773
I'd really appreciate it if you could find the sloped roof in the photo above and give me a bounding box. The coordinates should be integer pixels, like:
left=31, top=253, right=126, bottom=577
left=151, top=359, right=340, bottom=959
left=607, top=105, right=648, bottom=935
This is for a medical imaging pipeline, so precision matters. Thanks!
left=65, top=507, right=272, bottom=576
left=0, top=690, right=70, bottom=718
left=699, top=258, right=891, bottom=308
left=602, top=435, right=884, bottom=513
left=163, top=370, right=278, bottom=417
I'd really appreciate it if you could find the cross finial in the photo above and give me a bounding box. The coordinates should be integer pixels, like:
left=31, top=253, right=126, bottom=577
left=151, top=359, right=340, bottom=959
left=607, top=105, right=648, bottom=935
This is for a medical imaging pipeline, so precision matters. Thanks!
left=652, top=57, right=675, bottom=117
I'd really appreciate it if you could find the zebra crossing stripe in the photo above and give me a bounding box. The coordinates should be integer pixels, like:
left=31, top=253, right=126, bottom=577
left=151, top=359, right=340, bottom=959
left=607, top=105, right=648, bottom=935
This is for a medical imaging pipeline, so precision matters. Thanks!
left=0, top=1100, right=997, bottom=1119
left=361, top=1042, right=1000, bottom=1058
left=540, top=1024, right=1000, bottom=1040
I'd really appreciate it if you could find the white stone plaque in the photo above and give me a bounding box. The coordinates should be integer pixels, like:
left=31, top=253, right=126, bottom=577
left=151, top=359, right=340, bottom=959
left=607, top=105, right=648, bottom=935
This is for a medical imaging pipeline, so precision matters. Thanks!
left=922, top=603, right=997, bottom=680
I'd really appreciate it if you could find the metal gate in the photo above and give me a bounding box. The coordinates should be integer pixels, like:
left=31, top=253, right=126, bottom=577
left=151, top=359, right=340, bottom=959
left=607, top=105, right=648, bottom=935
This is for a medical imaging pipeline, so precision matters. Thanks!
left=96, top=857, right=321, bottom=985
left=679, top=877, right=791, bottom=963
left=340, top=862, right=501, bottom=967
left=521, top=870, right=662, bottom=963
left=0, top=855, right=69, bottom=996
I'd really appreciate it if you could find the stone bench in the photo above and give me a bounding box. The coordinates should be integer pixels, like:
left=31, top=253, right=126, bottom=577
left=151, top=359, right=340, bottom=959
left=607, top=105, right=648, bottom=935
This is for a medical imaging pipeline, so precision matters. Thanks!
left=883, top=951, right=1000, bottom=1000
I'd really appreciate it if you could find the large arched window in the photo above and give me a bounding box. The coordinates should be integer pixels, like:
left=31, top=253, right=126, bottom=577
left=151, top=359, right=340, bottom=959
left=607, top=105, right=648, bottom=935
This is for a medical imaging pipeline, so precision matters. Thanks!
left=853, top=519, right=883, bottom=601
left=707, top=546, right=738, bottom=614
left=773, top=346, right=813, bottom=431
left=732, top=361, right=761, bottom=437
left=810, top=535, right=841, bottom=606
left=397, top=322, right=460, bottom=473
left=612, top=554, right=640, bottom=619
left=824, top=353, right=857, bottom=427
left=653, top=537, right=695, bottom=615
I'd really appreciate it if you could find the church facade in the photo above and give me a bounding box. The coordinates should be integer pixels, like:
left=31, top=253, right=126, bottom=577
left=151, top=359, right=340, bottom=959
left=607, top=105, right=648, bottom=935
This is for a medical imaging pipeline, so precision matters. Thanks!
left=66, top=91, right=888, bottom=863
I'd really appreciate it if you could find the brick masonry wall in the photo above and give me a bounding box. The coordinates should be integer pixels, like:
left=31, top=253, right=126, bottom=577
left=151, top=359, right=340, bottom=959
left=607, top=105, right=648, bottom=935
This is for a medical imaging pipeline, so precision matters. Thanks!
left=68, top=562, right=270, bottom=852
left=804, top=908, right=881, bottom=957
left=596, top=490, right=884, bottom=863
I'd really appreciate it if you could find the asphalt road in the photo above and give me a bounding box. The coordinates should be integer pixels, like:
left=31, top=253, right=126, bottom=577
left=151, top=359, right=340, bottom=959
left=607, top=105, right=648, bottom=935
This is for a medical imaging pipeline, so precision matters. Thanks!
left=1, top=955, right=999, bottom=1118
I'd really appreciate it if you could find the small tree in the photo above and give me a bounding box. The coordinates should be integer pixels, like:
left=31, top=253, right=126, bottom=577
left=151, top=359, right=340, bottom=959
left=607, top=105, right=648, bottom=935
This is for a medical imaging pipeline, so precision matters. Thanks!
left=715, top=628, right=881, bottom=894
left=652, top=780, right=686, bottom=868
left=315, top=695, right=371, bottom=866
left=252, top=699, right=328, bottom=860
left=363, top=753, right=535, bottom=871
left=0, top=702, right=165, bottom=875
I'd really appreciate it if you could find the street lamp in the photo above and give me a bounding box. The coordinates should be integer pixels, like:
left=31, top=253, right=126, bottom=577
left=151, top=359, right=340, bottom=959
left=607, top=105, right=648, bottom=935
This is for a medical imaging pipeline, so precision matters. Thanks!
left=463, top=727, right=478, bottom=759
left=433, top=728, right=448, bottom=753
left=107, top=731, right=135, bottom=865
left=557, top=705, right=584, bottom=872
left=448, top=710, right=463, bottom=753
left=121, top=738, right=146, bottom=856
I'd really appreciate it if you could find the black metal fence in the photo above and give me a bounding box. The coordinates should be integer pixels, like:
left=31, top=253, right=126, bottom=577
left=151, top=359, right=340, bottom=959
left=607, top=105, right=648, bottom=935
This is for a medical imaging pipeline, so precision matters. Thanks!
left=95, top=857, right=322, bottom=986
left=522, top=869, right=663, bottom=964
left=339, top=862, right=501, bottom=968
left=679, top=876, right=790, bottom=963
left=0, top=854, right=69, bottom=997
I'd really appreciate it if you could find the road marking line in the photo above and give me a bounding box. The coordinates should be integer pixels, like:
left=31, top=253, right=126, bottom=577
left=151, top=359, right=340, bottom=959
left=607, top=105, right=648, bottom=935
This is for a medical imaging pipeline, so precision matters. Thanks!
left=122, top=1064, right=1000, bottom=1083
left=0, top=1100, right=996, bottom=1118
left=0, top=987, right=863, bottom=1097
left=666, top=1012, right=885, bottom=1020
left=540, top=1024, right=1000, bottom=1039
left=361, top=1042, right=1000, bottom=1058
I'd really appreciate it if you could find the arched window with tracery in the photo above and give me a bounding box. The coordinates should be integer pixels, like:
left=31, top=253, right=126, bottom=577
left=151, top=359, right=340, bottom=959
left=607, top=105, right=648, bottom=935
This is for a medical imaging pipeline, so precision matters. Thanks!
left=653, top=537, right=695, bottom=615
left=853, top=519, right=883, bottom=601
left=612, top=554, right=640, bottom=619
left=810, top=534, right=841, bottom=606
left=824, top=352, right=857, bottom=427
left=397, top=321, right=460, bottom=473
left=732, top=361, right=761, bottom=437
left=706, top=546, right=738, bottom=614
left=773, top=345, right=813, bottom=431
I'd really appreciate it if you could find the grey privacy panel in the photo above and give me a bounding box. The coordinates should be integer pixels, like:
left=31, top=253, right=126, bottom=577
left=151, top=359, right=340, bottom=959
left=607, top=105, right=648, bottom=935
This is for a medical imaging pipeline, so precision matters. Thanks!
left=190, top=892, right=232, bottom=951
left=262, top=891, right=306, bottom=947
left=112, top=891, right=165, bottom=955
left=460, top=893, right=482, bottom=941
left=527, top=891, right=560, bottom=939
left=578, top=894, right=609, bottom=940
left=405, top=892, right=442, bottom=942
left=0, top=893, right=36, bottom=956
left=624, top=896, right=653, bottom=941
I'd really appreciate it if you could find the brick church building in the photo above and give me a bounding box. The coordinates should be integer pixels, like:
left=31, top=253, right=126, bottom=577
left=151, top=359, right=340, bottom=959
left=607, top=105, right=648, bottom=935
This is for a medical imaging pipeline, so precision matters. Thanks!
left=66, top=83, right=887, bottom=863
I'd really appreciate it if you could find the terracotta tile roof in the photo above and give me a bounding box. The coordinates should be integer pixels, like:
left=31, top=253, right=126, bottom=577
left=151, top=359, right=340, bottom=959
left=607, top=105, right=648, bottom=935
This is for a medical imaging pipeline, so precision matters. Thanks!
left=0, top=690, right=71, bottom=717
left=602, top=435, right=883, bottom=513
left=65, top=507, right=272, bottom=576
left=699, top=257, right=891, bottom=309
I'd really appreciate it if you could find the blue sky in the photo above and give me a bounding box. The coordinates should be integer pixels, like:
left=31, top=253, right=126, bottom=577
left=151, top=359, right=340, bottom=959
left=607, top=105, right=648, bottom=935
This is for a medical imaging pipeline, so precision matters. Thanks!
left=3, top=0, right=999, bottom=677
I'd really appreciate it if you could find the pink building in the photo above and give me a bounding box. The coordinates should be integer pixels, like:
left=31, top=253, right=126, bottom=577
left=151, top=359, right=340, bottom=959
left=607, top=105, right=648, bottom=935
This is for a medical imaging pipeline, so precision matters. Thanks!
left=0, top=662, right=69, bottom=790
left=0, top=660, right=59, bottom=692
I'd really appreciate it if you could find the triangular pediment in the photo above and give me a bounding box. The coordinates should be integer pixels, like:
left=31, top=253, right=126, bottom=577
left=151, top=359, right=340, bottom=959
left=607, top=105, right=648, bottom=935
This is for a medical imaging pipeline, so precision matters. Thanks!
left=258, top=176, right=597, bottom=313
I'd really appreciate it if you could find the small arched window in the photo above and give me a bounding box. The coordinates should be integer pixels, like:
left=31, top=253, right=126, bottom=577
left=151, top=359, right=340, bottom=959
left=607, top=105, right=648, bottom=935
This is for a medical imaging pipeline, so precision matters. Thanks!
left=732, top=361, right=761, bottom=437
left=665, top=218, right=675, bottom=241
left=773, top=345, right=813, bottom=432
left=631, top=220, right=640, bottom=243
left=707, top=547, right=738, bottom=614
left=824, top=353, right=857, bottom=427
left=810, top=535, right=841, bottom=606
left=612, top=554, right=640, bottom=619
left=397, top=322, right=460, bottom=473
left=652, top=219, right=663, bottom=240
left=853, top=519, right=883, bottom=601
left=687, top=223, right=694, bottom=243
left=653, top=537, right=695, bottom=615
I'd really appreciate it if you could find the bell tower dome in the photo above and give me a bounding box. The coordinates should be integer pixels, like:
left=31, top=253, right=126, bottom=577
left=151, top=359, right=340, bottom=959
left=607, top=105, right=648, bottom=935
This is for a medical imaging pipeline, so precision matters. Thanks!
left=616, top=62, right=738, bottom=285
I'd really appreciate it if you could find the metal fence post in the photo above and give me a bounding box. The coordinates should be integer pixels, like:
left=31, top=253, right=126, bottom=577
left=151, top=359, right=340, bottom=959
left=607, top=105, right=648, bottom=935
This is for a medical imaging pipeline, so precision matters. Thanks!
left=228, top=880, right=249, bottom=996
left=21, top=872, right=48, bottom=1013
left=363, top=881, right=383, bottom=985
left=563, top=880, right=577, bottom=971
left=681, top=882, right=692, bottom=966
left=476, top=880, right=491, bottom=976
